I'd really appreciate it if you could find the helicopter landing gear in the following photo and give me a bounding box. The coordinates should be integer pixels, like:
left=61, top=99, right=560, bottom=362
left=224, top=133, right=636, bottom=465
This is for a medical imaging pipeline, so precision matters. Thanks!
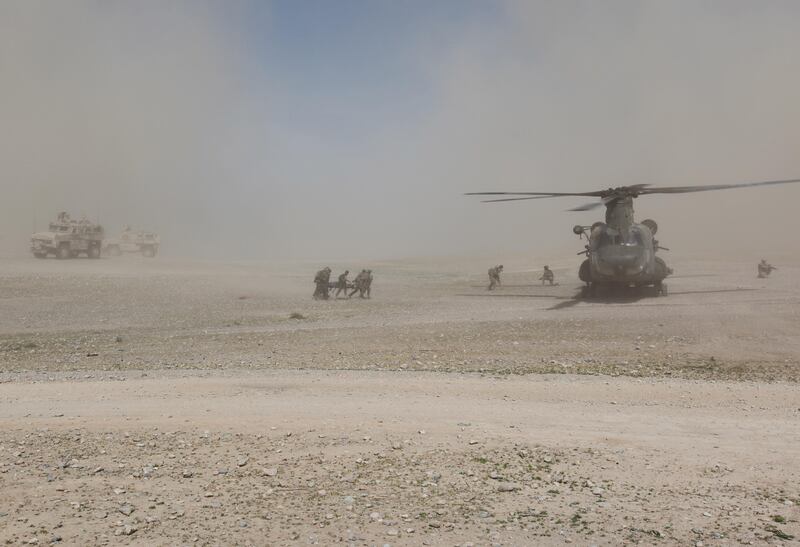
left=581, top=283, right=596, bottom=299
left=654, top=281, right=668, bottom=296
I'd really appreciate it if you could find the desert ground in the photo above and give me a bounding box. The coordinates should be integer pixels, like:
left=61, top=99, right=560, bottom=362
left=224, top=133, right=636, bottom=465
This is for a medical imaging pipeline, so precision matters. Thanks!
left=1, top=253, right=798, bottom=546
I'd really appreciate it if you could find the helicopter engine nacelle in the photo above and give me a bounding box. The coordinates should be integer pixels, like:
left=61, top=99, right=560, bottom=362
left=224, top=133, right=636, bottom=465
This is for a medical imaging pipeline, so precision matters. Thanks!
left=641, top=219, right=658, bottom=235
left=573, top=225, right=584, bottom=235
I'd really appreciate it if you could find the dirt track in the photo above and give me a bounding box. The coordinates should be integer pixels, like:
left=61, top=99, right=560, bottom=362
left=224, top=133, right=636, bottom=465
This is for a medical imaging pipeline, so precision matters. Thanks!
left=1, top=255, right=799, bottom=545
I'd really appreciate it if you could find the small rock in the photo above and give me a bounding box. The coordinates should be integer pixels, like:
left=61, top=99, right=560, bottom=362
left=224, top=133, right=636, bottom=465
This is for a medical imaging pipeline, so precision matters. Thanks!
left=237, top=456, right=249, bottom=467
left=386, top=529, right=399, bottom=536
left=119, top=504, right=134, bottom=516
left=496, top=482, right=520, bottom=492
left=263, top=467, right=278, bottom=477
left=182, top=470, right=193, bottom=478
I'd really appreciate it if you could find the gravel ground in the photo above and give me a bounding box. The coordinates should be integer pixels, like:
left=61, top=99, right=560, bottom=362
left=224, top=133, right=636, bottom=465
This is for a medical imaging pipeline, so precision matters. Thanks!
left=1, top=254, right=799, bottom=545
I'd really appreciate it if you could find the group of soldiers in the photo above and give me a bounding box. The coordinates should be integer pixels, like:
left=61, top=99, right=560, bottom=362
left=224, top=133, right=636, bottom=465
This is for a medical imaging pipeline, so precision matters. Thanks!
left=487, top=264, right=555, bottom=290
left=317, top=259, right=776, bottom=299
left=313, top=267, right=373, bottom=300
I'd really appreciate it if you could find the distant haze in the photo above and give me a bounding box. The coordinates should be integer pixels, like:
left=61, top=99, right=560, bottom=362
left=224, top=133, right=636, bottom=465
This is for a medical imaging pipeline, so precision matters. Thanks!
left=2, top=1, right=800, bottom=259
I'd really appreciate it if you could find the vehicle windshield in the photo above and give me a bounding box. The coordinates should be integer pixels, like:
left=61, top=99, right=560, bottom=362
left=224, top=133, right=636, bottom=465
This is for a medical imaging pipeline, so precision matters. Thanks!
left=621, top=228, right=644, bottom=246
left=594, top=227, right=644, bottom=248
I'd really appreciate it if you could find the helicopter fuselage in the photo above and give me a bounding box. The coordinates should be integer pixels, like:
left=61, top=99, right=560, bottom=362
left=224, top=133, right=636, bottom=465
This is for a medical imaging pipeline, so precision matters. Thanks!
left=578, top=197, right=670, bottom=290
left=468, top=177, right=800, bottom=297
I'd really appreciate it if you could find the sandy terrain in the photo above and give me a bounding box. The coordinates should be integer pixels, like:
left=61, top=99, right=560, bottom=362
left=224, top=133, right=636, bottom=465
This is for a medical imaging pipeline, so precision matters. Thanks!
left=1, top=254, right=799, bottom=545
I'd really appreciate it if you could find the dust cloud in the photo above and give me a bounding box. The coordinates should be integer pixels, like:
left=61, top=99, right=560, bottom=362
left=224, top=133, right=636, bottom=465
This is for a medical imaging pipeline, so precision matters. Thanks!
left=2, top=1, right=800, bottom=259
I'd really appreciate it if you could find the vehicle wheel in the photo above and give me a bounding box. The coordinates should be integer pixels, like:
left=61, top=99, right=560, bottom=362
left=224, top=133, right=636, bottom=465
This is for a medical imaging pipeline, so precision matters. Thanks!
left=88, top=245, right=101, bottom=259
left=655, top=256, right=670, bottom=278
left=33, top=252, right=46, bottom=259
left=57, top=245, right=71, bottom=259
left=578, top=259, right=591, bottom=283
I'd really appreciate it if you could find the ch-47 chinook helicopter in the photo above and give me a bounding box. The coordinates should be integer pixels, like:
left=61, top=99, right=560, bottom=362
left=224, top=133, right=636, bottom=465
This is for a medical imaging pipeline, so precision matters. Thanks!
left=467, top=178, right=800, bottom=297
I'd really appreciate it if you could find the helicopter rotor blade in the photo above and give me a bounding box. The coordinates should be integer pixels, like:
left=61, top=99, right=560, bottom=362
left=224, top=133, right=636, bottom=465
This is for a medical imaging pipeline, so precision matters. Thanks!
left=465, top=178, right=800, bottom=205
left=567, top=201, right=604, bottom=211
left=567, top=193, right=619, bottom=211
left=479, top=196, right=554, bottom=203
left=465, top=190, right=608, bottom=197
left=638, top=178, right=800, bottom=195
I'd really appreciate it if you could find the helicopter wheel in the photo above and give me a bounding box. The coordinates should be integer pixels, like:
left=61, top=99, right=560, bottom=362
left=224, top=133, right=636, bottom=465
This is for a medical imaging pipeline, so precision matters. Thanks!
left=653, top=281, right=668, bottom=297
left=581, top=283, right=595, bottom=299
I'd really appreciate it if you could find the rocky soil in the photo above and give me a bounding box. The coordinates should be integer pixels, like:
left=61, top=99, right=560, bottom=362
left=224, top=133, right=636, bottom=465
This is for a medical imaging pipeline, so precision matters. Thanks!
left=1, top=254, right=799, bottom=545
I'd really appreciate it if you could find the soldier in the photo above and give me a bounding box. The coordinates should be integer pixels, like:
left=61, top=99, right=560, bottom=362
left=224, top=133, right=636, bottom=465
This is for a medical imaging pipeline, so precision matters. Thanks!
left=540, top=265, right=555, bottom=285
left=364, top=270, right=373, bottom=299
left=757, top=259, right=776, bottom=278
left=313, top=267, right=332, bottom=300
left=349, top=270, right=368, bottom=298
left=487, top=265, right=503, bottom=290
left=335, top=270, right=350, bottom=298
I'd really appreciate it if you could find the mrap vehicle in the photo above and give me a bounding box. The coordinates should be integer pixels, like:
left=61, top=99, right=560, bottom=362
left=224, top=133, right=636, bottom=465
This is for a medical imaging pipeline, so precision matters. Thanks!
left=30, top=212, right=104, bottom=259
left=103, top=227, right=160, bottom=257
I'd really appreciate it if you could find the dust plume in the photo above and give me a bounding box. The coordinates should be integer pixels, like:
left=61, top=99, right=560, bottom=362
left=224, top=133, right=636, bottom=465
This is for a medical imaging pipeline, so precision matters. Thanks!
left=2, top=1, right=800, bottom=260
left=0, top=1, right=283, bottom=257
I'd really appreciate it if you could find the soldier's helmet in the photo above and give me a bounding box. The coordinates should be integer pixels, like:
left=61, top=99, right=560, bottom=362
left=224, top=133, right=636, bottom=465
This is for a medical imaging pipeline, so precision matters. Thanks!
left=544, top=265, right=550, bottom=270
left=498, top=265, right=503, bottom=269
left=344, top=270, right=349, bottom=274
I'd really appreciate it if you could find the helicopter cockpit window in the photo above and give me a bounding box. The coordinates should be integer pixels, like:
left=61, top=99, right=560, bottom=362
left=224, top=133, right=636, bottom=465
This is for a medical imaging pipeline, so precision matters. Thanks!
left=593, top=228, right=616, bottom=248
left=621, top=229, right=644, bottom=246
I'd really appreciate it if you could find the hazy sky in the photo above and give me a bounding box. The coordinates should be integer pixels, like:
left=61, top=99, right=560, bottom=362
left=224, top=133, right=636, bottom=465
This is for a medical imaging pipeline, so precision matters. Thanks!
left=2, top=0, right=800, bottom=259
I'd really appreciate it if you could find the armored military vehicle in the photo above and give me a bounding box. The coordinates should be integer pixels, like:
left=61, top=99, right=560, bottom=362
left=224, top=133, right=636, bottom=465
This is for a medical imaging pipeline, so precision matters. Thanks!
left=103, top=227, right=160, bottom=257
left=30, top=212, right=104, bottom=259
